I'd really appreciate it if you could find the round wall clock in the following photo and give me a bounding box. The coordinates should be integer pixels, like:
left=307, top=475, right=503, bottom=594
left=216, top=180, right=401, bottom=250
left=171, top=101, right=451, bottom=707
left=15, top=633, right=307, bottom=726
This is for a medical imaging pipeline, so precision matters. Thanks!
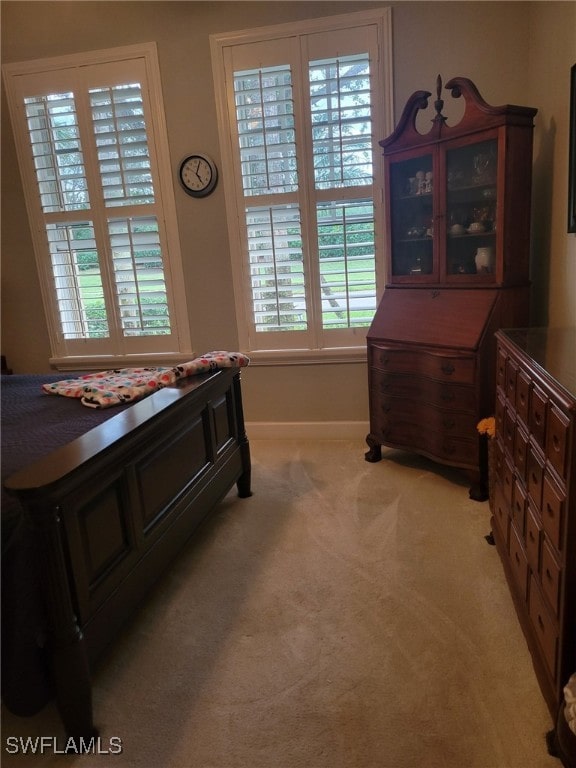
left=178, top=154, right=218, bottom=198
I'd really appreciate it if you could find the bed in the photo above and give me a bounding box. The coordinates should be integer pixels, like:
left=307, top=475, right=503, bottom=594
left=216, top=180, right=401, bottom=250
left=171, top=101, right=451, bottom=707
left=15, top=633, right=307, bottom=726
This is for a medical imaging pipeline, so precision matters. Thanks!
left=1, top=366, right=251, bottom=739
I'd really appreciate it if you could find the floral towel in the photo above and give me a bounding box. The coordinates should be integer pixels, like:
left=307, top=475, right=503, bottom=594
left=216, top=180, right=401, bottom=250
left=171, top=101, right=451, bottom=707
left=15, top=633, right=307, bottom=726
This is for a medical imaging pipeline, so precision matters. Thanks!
left=42, top=351, right=250, bottom=409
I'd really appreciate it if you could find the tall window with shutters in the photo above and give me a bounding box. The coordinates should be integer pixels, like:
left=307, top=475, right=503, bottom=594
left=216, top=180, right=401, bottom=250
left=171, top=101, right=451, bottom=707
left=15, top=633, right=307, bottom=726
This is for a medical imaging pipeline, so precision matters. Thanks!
left=211, top=10, right=393, bottom=360
left=3, top=43, right=191, bottom=365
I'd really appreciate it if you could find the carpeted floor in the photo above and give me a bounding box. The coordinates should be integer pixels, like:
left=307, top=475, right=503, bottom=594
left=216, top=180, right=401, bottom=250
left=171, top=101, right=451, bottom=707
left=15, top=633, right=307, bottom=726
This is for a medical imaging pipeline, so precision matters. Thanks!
left=1, top=439, right=560, bottom=768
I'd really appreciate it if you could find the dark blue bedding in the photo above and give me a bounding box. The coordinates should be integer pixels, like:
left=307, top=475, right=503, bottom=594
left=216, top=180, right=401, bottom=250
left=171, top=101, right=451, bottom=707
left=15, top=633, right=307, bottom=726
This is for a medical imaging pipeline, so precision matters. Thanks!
left=2, top=373, right=131, bottom=490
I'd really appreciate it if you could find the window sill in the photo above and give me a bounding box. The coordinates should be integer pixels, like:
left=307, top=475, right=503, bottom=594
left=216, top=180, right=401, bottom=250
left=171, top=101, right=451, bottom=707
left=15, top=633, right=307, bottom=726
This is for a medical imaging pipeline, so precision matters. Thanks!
left=245, top=348, right=368, bottom=366
left=49, top=352, right=197, bottom=372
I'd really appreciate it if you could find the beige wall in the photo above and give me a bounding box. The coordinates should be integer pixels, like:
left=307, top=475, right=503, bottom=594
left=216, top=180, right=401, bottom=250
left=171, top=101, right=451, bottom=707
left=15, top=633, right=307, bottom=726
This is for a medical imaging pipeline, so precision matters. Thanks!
left=1, top=1, right=574, bottom=427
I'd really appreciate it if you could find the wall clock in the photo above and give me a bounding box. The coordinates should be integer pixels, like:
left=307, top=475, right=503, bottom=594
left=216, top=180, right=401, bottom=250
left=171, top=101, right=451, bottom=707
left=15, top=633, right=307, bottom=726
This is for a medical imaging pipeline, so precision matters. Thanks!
left=178, top=154, right=218, bottom=198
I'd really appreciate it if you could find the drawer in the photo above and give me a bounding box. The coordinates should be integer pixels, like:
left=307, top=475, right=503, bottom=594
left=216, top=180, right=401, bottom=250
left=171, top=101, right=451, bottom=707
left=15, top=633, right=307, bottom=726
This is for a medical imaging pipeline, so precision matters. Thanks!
left=502, top=456, right=515, bottom=507
left=504, top=405, right=516, bottom=456
left=529, top=384, right=547, bottom=449
left=372, top=416, right=478, bottom=466
left=541, top=540, right=561, bottom=617
left=546, top=403, right=570, bottom=481
left=509, top=521, right=529, bottom=601
left=495, top=391, right=506, bottom=440
left=529, top=576, right=558, bottom=679
left=527, top=443, right=545, bottom=509
left=516, top=369, right=530, bottom=425
left=496, top=345, right=507, bottom=390
left=493, top=484, right=510, bottom=547
left=505, top=357, right=518, bottom=405
left=369, top=345, right=476, bottom=384
left=525, top=503, right=542, bottom=576
left=511, top=477, right=526, bottom=537
left=513, top=424, right=529, bottom=477
left=369, top=371, right=476, bottom=412
left=493, top=437, right=505, bottom=483
left=370, top=398, right=477, bottom=437
left=542, top=471, right=565, bottom=551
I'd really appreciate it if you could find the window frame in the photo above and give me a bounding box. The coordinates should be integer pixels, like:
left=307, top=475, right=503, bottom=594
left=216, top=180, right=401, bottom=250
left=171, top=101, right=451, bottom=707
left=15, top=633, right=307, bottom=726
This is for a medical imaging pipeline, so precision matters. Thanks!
left=210, top=8, right=394, bottom=364
left=3, top=42, right=193, bottom=370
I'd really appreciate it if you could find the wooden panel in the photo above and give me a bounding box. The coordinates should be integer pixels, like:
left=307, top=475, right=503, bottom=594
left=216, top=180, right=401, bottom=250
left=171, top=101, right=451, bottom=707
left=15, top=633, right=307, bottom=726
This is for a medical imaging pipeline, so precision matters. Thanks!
left=516, top=369, right=531, bottom=424
left=509, top=522, right=529, bottom=601
left=493, top=484, right=510, bottom=547
left=80, top=483, right=132, bottom=588
left=525, top=503, right=542, bottom=576
left=529, top=384, right=548, bottom=450
left=367, top=288, right=498, bottom=349
left=212, top=391, right=235, bottom=453
left=542, top=471, right=565, bottom=551
left=496, top=346, right=507, bottom=391
left=529, top=576, right=558, bottom=679
left=541, top=540, right=561, bottom=617
left=138, top=413, right=210, bottom=532
left=505, top=357, right=518, bottom=404
left=546, top=403, right=570, bottom=481
left=371, top=397, right=477, bottom=437
left=504, top=404, right=516, bottom=455
left=370, top=345, right=476, bottom=384
left=369, top=370, right=476, bottom=411
left=527, top=443, right=545, bottom=509
left=513, top=424, right=529, bottom=477
left=512, top=477, right=526, bottom=538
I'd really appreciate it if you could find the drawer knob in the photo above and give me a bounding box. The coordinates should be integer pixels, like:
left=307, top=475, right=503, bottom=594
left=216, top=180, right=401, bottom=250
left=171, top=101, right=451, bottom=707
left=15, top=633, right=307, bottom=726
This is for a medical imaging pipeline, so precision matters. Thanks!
left=443, top=417, right=455, bottom=429
left=440, top=390, right=455, bottom=402
left=441, top=363, right=455, bottom=375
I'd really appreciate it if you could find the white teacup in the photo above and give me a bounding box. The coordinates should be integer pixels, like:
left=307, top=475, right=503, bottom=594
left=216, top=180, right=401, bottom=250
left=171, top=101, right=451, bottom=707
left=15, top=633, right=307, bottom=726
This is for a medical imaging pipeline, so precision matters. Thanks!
left=468, top=221, right=485, bottom=233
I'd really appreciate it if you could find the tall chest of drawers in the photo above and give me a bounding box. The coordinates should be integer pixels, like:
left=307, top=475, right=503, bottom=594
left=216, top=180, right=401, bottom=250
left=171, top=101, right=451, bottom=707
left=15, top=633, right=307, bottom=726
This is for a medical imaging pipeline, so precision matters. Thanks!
left=492, top=327, right=576, bottom=714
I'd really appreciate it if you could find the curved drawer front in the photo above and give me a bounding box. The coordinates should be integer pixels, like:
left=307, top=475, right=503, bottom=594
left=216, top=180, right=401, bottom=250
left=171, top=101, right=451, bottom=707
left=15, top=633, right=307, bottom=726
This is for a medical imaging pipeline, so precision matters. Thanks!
left=370, top=345, right=476, bottom=384
left=373, top=420, right=477, bottom=465
left=370, top=404, right=478, bottom=465
left=370, top=397, right=477, bottom=438
left=370, top=370, right=476, bottom=412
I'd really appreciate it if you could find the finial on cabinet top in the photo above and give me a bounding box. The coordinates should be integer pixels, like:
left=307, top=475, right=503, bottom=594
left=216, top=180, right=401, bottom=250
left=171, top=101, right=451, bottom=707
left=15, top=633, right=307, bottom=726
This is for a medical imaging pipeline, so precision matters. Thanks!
left=433, top=74, right=447, bottom=129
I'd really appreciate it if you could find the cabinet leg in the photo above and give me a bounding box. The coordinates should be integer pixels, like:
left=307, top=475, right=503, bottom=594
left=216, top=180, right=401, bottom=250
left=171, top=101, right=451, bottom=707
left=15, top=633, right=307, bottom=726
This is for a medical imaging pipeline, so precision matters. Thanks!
left=364, top=435, right=382, bottom=463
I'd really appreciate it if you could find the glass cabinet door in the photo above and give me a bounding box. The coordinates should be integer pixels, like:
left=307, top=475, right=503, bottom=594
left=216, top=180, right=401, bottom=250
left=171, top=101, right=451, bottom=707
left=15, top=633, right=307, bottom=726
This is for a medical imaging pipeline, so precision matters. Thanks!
left=445, top=138, right=498, bottom=281
left=388, top=151, right=435, bottom=280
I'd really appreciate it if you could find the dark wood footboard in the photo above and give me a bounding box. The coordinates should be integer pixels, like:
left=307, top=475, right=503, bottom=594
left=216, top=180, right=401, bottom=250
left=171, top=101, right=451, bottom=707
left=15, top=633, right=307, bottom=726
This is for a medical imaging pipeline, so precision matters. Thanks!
left=4, top=368, right=251, bottom=738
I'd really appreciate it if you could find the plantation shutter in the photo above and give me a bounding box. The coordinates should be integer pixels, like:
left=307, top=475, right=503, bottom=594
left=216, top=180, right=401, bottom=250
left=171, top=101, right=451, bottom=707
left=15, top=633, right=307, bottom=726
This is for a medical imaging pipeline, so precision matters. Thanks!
left=4, top=46, right=189, bottom=361
left=217, top=14, right=388, bottom=356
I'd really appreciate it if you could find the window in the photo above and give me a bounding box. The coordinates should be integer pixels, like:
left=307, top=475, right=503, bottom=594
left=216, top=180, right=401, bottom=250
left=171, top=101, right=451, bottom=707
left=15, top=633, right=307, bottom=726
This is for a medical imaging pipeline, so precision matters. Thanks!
left=3, top=43, right=191, bottom=367
left=211, top=9, right=393, bottom=361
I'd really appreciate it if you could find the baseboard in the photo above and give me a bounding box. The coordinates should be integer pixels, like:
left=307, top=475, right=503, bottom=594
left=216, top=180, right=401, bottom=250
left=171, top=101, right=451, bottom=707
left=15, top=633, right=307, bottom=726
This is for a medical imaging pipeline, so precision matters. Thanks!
left=245, top=421, right=370, bottom=441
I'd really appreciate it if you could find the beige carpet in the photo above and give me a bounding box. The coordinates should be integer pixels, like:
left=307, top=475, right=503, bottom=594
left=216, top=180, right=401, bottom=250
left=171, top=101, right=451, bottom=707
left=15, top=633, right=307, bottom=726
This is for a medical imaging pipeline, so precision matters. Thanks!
left=1, top=439, right=560, bottom=768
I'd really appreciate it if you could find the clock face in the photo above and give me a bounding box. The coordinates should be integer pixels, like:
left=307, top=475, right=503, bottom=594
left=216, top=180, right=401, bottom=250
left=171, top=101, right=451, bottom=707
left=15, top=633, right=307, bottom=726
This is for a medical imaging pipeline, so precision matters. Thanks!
left=179, top=154, right=218, bottom=197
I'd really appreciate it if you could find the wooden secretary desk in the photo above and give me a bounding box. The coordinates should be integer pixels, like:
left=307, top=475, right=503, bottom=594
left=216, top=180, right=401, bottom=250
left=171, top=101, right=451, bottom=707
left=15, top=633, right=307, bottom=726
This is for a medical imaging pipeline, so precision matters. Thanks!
left=365, top=76, right=537, bottom=488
